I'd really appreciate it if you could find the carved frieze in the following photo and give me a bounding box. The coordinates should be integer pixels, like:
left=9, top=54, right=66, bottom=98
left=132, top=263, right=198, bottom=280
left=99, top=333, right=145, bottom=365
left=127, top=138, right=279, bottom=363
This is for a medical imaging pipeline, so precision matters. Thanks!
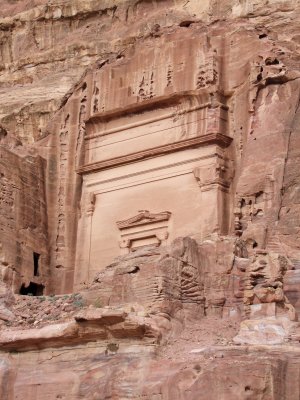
left=77, top=90, right=231, bottom=175
left=78, top=132, right=232, bottom=175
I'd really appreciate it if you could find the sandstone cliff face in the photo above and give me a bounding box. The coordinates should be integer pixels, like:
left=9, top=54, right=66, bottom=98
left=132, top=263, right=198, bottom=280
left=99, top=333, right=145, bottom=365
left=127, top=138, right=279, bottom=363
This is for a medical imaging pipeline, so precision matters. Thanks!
left=1, top=1, right=300, bottom=399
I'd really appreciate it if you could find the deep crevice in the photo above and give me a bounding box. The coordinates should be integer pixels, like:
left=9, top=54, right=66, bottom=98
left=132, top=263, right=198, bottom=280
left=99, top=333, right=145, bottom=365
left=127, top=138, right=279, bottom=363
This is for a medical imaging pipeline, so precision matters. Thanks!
left=33, top=252, right=40, bottom=276
left=128, top=266, right=140, bottom=274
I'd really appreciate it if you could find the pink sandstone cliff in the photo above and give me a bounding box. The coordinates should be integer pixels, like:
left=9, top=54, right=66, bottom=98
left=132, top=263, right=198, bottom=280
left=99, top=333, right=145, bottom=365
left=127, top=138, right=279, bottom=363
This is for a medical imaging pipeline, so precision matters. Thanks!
left=1, top=0, right=300, bottom=399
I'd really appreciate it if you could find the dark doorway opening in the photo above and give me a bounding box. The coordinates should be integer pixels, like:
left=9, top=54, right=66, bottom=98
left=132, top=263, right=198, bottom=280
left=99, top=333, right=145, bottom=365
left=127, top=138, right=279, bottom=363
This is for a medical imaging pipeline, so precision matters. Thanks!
left=33, top=252, right=40, bottom=276
left=20, top=282, right=44, bottom=296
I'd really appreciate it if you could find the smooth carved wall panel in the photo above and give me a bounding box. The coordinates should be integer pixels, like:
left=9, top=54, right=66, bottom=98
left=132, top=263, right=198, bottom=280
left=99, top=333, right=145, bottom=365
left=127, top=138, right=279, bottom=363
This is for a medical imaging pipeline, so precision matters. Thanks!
left=75, top=146, right=232, bottom=288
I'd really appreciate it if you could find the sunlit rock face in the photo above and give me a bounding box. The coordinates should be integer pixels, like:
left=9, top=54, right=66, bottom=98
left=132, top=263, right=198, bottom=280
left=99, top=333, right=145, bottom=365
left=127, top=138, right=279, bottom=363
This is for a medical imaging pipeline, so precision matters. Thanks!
left=1, top=1, right=300, bottom=399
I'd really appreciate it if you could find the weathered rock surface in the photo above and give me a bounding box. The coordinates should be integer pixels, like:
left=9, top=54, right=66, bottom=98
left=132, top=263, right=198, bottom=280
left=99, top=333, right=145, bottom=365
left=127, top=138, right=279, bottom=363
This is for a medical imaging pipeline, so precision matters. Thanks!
left=1, top=0, right=300, bottom=399
left=1, top=344, right=300, bottom=399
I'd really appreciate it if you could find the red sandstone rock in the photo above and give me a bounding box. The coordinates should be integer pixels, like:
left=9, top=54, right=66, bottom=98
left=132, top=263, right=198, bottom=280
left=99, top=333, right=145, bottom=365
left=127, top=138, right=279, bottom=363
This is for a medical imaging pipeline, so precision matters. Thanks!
left=1, top=0, right=300, bottom=399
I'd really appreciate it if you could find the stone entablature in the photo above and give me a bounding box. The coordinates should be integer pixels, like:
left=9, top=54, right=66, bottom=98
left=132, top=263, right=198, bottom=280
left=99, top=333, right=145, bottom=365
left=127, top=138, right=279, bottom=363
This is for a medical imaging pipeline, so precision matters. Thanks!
left=78, top=92, right=230, bottom=174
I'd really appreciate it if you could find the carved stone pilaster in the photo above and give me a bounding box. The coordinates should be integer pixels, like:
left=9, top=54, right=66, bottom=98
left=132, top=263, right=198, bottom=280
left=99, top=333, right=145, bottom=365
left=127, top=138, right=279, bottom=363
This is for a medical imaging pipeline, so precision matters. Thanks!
left=85, top=192, right=96, bottom=216
left=193, top=157, right=232, bottom=192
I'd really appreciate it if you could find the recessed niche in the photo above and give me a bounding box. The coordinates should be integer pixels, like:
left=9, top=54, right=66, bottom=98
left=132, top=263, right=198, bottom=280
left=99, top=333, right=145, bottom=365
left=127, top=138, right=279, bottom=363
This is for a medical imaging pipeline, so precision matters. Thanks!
left=20, top=282, right=44, bottom=296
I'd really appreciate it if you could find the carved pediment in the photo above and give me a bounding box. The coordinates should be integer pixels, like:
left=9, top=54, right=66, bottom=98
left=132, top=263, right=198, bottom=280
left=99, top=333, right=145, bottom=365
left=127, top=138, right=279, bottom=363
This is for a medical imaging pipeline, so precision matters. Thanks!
left=116, top=210, right=171, bottom=230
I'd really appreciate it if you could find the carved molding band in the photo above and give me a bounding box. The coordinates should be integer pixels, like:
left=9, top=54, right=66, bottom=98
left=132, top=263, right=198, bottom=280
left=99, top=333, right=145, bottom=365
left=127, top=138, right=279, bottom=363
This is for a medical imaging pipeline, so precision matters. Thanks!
left=86, top=102, right=214, bottom=140
left=87, top=91, right=226, bottom=125
left=77, top=132, right=233, bottom=175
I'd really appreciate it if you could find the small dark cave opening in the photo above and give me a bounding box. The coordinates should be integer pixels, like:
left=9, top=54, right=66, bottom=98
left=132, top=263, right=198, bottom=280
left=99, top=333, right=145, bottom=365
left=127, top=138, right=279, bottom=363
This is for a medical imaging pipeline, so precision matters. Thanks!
left=20, top=282, right=45, bottom=296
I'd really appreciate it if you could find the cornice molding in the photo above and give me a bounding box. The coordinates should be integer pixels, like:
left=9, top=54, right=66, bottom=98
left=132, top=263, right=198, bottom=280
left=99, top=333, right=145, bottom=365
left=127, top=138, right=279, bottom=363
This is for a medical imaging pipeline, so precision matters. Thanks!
left=87, top=91, right=218, bottom=123
left=77, top=132, right=233, bottom=175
